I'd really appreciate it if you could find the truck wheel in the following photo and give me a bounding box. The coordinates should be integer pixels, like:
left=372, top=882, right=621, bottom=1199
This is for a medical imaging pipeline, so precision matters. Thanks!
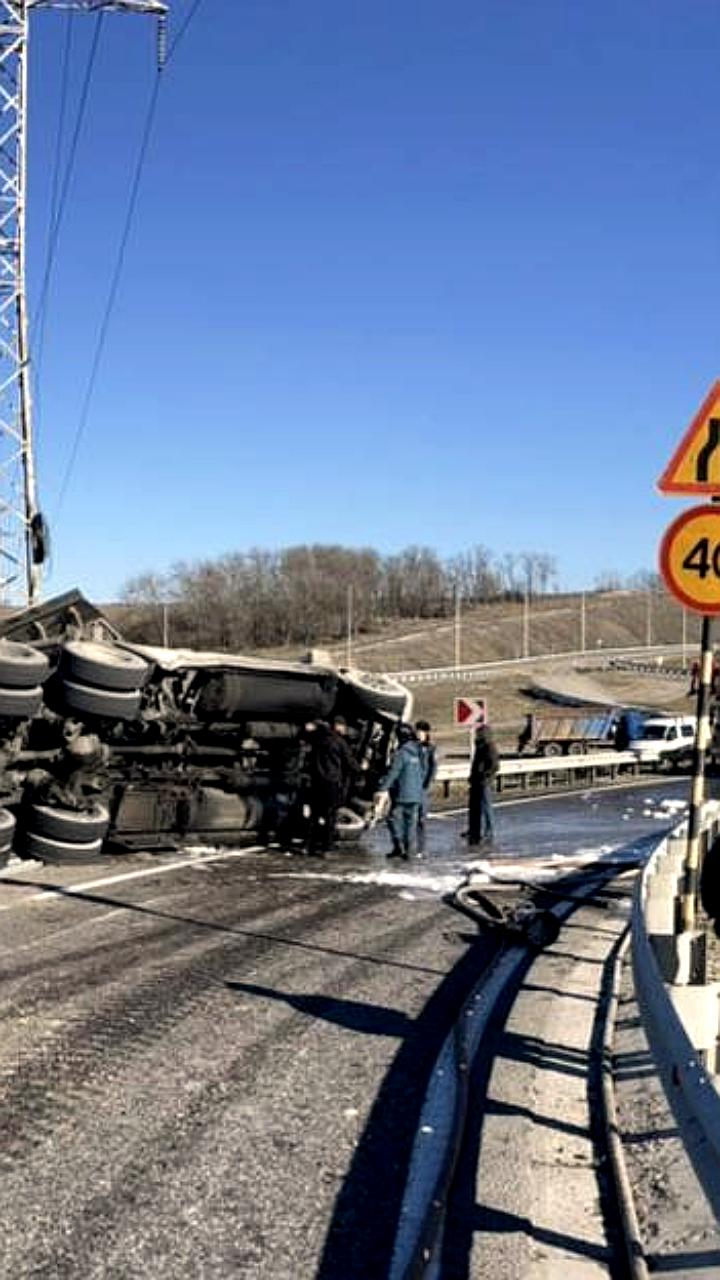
left=542, top=742, right=562, bottom=758
left=567, top=742, right=585, bottom=755
left=21, top=830, right=105, bottom=864
left=0, top=684, right=43, bottom=718
left=62, top=640, right=150, bottom=691
left=0, top=807, right=16, bottom=856
left=62, top=679, right=142, bottom=721
left=0, top=641, right=48, bottom=688
left=28, top=802, right=110, bottom=843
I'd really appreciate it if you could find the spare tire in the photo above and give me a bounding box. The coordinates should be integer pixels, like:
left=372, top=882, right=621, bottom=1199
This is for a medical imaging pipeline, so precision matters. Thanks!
left=62, top=640, right=150, bottom=691
left=0, top=685, right=43, bottom=718
left=21, top=831, right=105, bottom=864
left=28, top=802, right=110, bottom=843
left=0, top=641, right=48, bottom=688
left=62, top=679, right=141, bottom=721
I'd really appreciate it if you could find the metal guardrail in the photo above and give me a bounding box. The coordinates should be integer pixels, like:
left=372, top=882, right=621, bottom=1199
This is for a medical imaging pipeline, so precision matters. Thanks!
left=435, top=750, right=639, bottom=788
left=633, top=828, right=720, bottom=1219
left=389, top=644, right=687, bottom=685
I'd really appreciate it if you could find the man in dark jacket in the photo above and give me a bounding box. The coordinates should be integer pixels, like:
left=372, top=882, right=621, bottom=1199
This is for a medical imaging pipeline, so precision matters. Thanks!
left=467, top=723, right=499, bottom=846
left=415, top=719, right=437, bottom=855
left=377, top=723, right=426, bottom=860
left=305, top=716, right=360, bottom=856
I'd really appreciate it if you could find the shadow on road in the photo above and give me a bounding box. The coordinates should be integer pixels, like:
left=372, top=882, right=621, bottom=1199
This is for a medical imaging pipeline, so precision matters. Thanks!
left=227, top=981, right=413, bottom=1037
left=315, top=930, right=500, bottom=1280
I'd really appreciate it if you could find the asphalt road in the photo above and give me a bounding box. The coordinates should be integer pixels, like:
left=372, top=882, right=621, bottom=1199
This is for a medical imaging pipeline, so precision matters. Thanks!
left=0, top=779, right=690, bottom=1279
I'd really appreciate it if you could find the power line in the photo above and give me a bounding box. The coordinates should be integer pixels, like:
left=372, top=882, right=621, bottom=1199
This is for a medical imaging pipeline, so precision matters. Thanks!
left=166, top=0, right=205, bottom=65
left=33, top=12, right=105, bottom=345
left=33, top=8, right=75, bottom=436
left=55, top=70, right=162, bottom=517
left=54, top=0, right=206, bottom=516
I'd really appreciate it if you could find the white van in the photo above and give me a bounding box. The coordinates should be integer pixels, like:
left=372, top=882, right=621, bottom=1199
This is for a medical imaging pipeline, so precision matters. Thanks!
left=629, top=715, right=696, bottom=766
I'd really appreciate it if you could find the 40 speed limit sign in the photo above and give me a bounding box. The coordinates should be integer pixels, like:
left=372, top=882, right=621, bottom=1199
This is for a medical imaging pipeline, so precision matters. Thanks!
left=660, top=504, right=720, bottom=613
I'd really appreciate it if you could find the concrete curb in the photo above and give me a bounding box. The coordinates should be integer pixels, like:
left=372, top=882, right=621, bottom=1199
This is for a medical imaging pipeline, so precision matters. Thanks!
left=601, top=928, right=650, bottom=1280
left=633, top=826, right=720, bottom=1220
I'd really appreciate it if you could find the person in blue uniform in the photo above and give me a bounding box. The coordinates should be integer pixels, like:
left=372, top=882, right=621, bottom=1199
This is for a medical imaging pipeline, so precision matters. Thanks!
left=377, top=723, right=426, bottom=860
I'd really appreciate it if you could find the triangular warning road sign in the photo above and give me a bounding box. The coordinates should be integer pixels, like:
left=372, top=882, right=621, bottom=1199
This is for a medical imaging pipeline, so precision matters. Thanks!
left=659, top=380, right=720, bottom=494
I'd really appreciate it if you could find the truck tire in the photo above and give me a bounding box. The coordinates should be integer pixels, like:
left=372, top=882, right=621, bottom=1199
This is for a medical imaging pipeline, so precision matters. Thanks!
left=0, top=641, right=49, bottom=688
left=28, top=802, right=110, bottom=843
left=21, top=830, right=105, bottom=864
left=62, top=679, right=142, bottom=721
left=0, top=684, right=43, bottom=718
left=0, top=806, right=16, bottom=855
left=62, top=640, right=150, bottom=692
left=541, top=742, right=562, bottom=758
left=567, top=742, right=585, bottom=755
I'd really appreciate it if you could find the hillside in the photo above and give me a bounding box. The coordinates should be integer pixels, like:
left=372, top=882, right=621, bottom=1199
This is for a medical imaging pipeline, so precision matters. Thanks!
left=327, top=589, right=697, bottom=673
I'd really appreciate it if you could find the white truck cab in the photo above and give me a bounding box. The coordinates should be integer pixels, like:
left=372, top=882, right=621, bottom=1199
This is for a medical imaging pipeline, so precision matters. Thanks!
left=629, top=715, right=696, bottom=765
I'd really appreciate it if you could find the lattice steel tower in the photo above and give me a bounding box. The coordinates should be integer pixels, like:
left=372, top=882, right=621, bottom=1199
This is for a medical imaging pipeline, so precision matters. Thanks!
left=0, top=0, right=167, bottom=606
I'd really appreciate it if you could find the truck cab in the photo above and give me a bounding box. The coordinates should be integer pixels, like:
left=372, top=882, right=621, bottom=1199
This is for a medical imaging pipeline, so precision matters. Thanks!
left=628, top=715, right=696, bottom=767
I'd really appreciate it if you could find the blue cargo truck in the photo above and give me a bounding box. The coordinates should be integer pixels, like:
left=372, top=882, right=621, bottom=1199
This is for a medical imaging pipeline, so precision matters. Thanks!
left=517, top=708, right=620, bottom=757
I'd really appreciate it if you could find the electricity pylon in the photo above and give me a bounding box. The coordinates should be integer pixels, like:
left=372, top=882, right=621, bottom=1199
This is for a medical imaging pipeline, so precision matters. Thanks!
left=0, top=0, right=167, bottom=606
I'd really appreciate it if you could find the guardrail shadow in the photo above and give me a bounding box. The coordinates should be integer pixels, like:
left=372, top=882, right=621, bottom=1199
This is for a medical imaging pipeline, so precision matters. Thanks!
left=226, top=981, right=413, bottom=1038
left=315, top=930, right=500, bottom=1280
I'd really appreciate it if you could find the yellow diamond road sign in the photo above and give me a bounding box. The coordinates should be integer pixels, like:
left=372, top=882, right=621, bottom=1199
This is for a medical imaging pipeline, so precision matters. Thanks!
left=658, top=380, right=720, bottom=495
left=659, top=504, right=720, bottom=614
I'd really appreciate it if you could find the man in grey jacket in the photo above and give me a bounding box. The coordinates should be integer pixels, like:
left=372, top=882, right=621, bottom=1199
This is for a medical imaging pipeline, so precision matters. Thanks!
left=377, top=723, right=426, bottom=860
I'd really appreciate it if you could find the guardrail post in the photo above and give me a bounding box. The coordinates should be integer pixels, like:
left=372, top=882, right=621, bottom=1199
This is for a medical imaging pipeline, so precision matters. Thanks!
left=669, top=982, right=720, bottom=1073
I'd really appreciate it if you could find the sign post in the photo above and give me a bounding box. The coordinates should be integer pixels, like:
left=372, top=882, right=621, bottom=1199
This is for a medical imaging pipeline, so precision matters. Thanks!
left=454, top=696, right=487, bottom=764
left=658, top=384, right=720, bottom=933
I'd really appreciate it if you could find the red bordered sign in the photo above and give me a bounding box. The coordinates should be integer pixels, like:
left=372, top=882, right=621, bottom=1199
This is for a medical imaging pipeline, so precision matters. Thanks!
left=659, top=504, right=720, bottom=614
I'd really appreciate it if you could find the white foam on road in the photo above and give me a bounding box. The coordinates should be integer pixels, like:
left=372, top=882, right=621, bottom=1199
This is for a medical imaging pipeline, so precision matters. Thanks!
left=268, top=840, right=652, bottom=895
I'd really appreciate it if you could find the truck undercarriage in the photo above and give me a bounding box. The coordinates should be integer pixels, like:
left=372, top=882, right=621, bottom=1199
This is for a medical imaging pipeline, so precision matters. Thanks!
left=0, top=591, right=411, bottom=863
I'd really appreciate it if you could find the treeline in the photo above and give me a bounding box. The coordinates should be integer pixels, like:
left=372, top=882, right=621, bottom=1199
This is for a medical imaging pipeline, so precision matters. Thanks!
left=117, top=544, right=559, bottom=650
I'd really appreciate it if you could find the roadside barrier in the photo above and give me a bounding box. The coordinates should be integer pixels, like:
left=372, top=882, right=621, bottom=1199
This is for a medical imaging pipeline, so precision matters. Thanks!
left=633, top=802, right=720, bottom=1218
left=388, top=644, right=687, bottom=685
left=435, top=750, right=640, bottom=797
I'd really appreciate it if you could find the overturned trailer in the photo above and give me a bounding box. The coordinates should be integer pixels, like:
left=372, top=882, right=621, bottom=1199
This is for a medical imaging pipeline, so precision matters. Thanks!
left=0, top=592, right=411, bottom=864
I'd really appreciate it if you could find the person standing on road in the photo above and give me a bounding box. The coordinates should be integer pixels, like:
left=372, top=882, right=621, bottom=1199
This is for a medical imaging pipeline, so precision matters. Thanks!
left=415, top=719, right=437, bottom=855
left=377, top=723, right=426, bottom=860
left=467, top=723, right=499, bottom=847
left=259, top=736, right=307, bottom=850
left=305, top=716, right=361, bottom=857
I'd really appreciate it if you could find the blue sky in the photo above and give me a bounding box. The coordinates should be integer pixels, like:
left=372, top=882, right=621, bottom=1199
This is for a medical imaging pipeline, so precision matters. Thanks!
left=26, top=0, right=720, bottom=599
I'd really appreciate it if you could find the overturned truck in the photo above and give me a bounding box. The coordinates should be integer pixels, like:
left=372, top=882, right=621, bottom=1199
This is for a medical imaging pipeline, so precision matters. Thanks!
left=0, top=591, right=411, bottom=865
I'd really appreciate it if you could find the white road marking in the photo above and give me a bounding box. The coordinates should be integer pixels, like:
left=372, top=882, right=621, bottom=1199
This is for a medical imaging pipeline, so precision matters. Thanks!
left=0, top=844, right=264, bottom=916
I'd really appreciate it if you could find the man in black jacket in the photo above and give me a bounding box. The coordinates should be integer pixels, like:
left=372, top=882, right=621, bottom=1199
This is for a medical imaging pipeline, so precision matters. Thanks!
left=467, top=723, right=499, bottom=847
left=305, top=717, right=360, bottom=856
